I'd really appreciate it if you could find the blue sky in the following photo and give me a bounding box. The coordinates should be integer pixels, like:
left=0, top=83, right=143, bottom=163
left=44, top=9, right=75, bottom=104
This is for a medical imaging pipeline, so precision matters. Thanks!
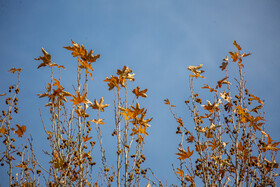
left=0, top=0, right=280, bottom=186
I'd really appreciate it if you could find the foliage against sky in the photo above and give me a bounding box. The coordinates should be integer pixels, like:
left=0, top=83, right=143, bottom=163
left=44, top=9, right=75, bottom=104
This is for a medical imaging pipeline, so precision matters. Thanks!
left=0, top=1, right=280, bottom=186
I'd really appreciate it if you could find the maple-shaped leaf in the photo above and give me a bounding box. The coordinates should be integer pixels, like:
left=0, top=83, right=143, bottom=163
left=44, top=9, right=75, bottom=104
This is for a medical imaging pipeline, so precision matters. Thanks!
left=201, top=84, right=217, bottom=93
left=229, top=51, right=239, bottom=62
left=175, top=168, right=185, bottom=178
left=82, top=135, right=92, bottom=142
left=64, top=40, right=100, bottom=62
left=261, top=135, right=280, bottom=152
left=53, top=78, right=63, bottom=90
left=35, top=48, right=52, bottom=69
left=187, top=64, right=205, bottom=78
left=248, top=115, right=264, bottom=131
left=119, top=107, right=134, bottom=120
left=208, top=137, right=220, bottom=151
left=91, top=118, right=106, bottom=125
left=8, top=68, right=22, bottom=74
left=195, top=142, right=207, bottom=152
left=216, top=77, right=231, bottom=89
left=176, top=147, right=193, bottom=160
left=164, top=99, right=176, bottom=107
left=129, top=102, right=145, bottom=119
left=131, top=109, right=153, bottom=127
left=91, top=97, right=109, bottom=112
left=201, top=100, right=221, bottom=113
left=14, top=124, right=26, bottom=137
left=70, top=91, right=88, bottom=105
left=117, top=66, right=135, bottom=81
left=133, top=86, right=148, bottom=99
left=186, top=135, right=194, bottom=143
left=78, top=58, right=93, bottom=71
left=104, top=76, right=120, bottom=90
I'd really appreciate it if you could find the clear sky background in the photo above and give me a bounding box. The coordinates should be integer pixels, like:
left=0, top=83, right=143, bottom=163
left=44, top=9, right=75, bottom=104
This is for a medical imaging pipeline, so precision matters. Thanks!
left=0, top=0, right=280, bottom=186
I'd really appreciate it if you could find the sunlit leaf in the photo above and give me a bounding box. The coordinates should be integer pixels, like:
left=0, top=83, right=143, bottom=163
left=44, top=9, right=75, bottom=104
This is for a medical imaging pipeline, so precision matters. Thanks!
left=8, top=68, right=22, bottom=74
left=117, top=66, right=135, bottom=81
left=70, top=91, right=88, bottom=105
left=201, top=84, right=217, bottom=93
left=175, top=168, right=184, bottom=178
left=35, top=48, right=52, bottom=69
left=14, top=124, right=26, bottom=137
left=176, top=147, right=193, bottom=159
left=216, top=77, right=231, bottom=89
left=82, top=135, right=92, bottom=142
left=91, top=118, right=106, bottom=125
left=164, top=99, right=176, bottom=107
left=133, top=86, right=148, bottom=99
left=90, top=97, right=109, bottom=112
left=233, top=40, right=242, bottom=51
left=187, top=64, right=205, bottom=78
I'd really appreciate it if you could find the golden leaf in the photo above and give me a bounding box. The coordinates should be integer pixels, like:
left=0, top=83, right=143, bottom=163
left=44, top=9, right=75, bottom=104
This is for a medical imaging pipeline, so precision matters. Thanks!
left=233, top=40, right=242, bottom=51
left=70, top=91, right=88, bottom=105
left=104, top=76, right=120, bottom=90
left=208, top=137, right=220, bottom=151
left=91, top=118, right=106, bottom=125
left=82, top=135, right=92, bottom=142
left=64, top=39, right=100, bottom=62
left=8, top=68, right=22, bottom=74
left=117, top=66, right=135, bottom=81
left=132, top=86, right=148, bottom=99
left=229, top=51, right=239, bottom=62
left=175, top=168, right=185, bottom=178
left=164, top=98, right=176, bottom=107
left=176, top=147, right=193, bottom=160
left=216, top=77, right=231, bottom=89
left=35, top=48, right=52, bottom=69
left=201, top=84, right=217, bottom=93
left=261, top=135, right=280, bottom=152
left=187, top=64, right=205, bottom=78
left=0, top=127, right=7, bottom=135
left=91, top=97, right=109, bottom=112
left=14, top=124, right=26, bottom=137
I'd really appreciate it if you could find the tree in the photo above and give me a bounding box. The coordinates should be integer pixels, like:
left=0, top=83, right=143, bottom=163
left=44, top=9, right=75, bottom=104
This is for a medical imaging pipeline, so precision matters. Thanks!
left=165, top=41, right=279, bottom=186
left=0, top=40, right=278, bottom=186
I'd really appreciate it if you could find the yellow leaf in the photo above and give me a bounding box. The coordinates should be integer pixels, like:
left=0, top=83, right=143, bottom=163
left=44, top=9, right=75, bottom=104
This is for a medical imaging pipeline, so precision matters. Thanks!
left=70, top=91, right=88, bottom=105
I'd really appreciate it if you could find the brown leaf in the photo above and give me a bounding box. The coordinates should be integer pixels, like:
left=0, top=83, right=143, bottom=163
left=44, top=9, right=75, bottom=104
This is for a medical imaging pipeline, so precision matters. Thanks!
left=8, top=68, right=22, bottom=74
left=35, top=48, right=52, bottom=69
left=176, top=147, right=193, bottom=159
left=14, top=124, right=26, bottom=137
left=133, top=86, right=148, bottom=99
left=91, top=97, right=109, bottom=112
